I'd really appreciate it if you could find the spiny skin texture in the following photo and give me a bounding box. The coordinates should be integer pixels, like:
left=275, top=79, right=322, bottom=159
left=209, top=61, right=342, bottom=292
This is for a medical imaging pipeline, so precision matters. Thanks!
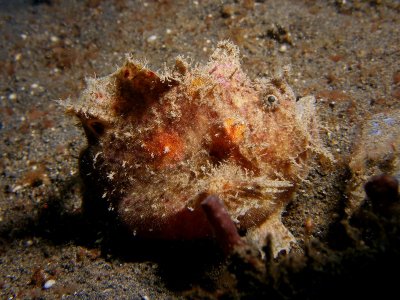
left=66, top=41, right=331, bottom=256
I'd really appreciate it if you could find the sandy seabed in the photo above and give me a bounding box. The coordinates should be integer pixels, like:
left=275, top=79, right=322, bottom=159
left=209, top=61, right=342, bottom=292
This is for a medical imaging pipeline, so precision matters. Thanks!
left=0, top=0, right=399, bottom=299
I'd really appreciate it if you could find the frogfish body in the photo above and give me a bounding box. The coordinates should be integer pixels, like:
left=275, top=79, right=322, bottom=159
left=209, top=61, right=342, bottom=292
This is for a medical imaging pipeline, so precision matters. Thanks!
left=65, top=41, right=331, bottom=256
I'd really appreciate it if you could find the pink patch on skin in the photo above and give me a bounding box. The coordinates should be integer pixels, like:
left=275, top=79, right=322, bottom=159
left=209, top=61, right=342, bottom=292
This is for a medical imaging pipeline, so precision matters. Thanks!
left=209, top=66, right=218, bottom=75
left=92, top=92, right=104, bottom=102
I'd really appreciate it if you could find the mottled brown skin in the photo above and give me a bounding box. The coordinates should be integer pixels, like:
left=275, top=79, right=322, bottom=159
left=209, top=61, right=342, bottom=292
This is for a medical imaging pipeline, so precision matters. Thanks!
left=68, top=42, right=330, bottom=256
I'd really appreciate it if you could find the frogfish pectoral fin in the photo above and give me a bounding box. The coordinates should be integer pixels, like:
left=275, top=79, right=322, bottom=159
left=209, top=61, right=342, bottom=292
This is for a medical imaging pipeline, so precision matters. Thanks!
left=246, top=213, right=296, bottom=258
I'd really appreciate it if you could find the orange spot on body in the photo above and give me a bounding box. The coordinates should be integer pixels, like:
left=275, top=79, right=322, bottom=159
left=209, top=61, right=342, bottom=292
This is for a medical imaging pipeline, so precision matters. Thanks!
left=144, top=132, right=184, bottom=168
left=209, top=119, right=255, bottom=171
left=223, top=118, right=245, bottom=143
left=191, top=77, right=206, bottom=89
left=146, top=70, right=156, bottom=78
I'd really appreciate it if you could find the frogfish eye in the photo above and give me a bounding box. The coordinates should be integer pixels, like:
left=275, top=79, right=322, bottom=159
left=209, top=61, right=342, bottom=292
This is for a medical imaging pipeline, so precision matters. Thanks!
left=262, top=94, right=279, bottom=111
left=267, top=95, right=276, bottom=103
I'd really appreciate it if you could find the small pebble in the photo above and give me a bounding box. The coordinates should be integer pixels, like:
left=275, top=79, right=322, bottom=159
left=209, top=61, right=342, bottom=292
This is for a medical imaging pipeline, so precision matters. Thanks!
left=50, top=35, right=59, bottom=43
left=8, top=93, right=17, bottom=100
left=147, top=35, right=157, bottom=43
left=279, top=45, right=287, bottom=52
left=43, top=279, right=56, bottom=289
